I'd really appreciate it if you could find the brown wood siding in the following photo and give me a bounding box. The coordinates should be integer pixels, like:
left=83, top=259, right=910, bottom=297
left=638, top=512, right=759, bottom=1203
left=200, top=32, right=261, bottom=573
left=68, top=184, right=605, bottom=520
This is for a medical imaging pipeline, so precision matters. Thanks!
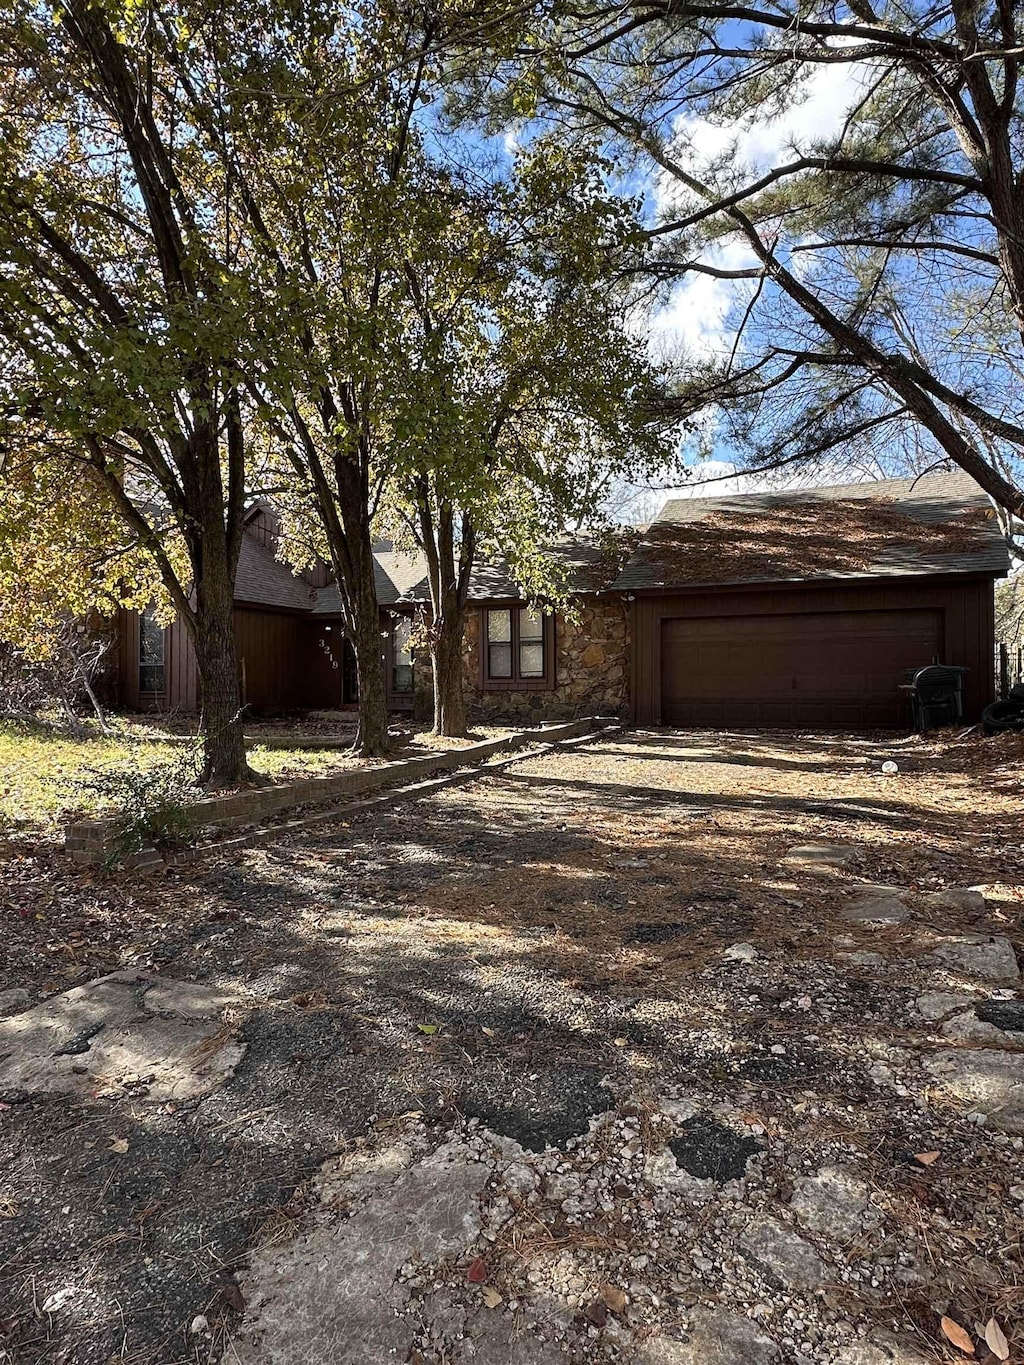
left=234, top=608, right=307, bottom=711
left=119, top=609, right=197, bottom=713
left=169, top=616, right=198, bottom=712
left=119, top=608, right=141, bottom=710
left=122, top=606, right=375, bottom=714
left=631, top=576, right=997, bottom=729
left=304, top=620, right=347, bottom=708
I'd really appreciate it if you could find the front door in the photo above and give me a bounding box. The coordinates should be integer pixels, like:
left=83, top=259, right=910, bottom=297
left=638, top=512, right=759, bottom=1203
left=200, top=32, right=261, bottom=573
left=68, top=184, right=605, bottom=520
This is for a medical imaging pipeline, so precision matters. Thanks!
left=304, top=622, right=345, bottom=708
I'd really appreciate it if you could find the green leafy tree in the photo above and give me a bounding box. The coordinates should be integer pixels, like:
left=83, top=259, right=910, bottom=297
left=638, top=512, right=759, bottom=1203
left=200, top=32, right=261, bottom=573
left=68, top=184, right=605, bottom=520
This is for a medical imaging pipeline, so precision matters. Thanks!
left=383, top=141, right=673, bottom=735
left=193, top=0, right=454, bottom=756
left=0, top=448, right=172, bottom=727
left=0, top=0, right=266, bottom=783
left=1, top=0, right=448, bottom=763
left=0, top=450, right=170, bottom=662
left=486, top=0, right=1024, bottom=521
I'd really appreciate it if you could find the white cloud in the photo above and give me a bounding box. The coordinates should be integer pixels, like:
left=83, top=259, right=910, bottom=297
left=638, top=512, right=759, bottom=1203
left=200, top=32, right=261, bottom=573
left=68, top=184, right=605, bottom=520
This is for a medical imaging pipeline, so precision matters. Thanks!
left=661, top=58, right=868, bottom=213
left=607, top=457, right=881, bottom=524
left=648, top=238, right=759, bottom=363
left=653, top=457, right=878, bottom=502
left=647, top=60, right=869, bottom=359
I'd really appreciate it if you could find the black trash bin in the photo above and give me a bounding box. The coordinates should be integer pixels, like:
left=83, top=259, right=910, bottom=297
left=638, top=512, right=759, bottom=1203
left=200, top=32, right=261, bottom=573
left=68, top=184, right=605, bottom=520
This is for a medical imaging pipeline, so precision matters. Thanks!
left=901, top=665, right=968, bottom=732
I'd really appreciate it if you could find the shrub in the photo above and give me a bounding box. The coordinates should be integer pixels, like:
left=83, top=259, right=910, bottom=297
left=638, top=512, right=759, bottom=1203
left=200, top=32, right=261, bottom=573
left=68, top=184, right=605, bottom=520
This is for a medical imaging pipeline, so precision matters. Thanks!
left=77, top=747, right=205, bottom=864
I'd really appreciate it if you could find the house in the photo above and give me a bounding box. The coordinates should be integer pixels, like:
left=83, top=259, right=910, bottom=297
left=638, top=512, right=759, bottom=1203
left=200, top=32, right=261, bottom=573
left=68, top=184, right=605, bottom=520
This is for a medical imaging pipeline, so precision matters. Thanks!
left=118, top=504, right=426, bottom=716
left=617, top=470, right=1008, bottom=728
left=388, top=535, right=633, bottom=722
left=117, top=470, right=1009, bottom=728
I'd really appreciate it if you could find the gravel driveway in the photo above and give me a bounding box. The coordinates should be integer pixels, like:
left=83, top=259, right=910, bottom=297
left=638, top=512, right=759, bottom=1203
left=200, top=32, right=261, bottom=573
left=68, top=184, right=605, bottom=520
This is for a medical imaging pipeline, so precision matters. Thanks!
left=1, top=728, right=1022, bottom=1364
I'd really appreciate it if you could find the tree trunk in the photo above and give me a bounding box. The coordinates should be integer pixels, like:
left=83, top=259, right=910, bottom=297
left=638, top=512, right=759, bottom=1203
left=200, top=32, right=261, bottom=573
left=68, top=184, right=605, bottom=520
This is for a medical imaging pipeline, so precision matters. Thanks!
left=432, top=596, right=468, bottom=737
left=415, top=487, right=474, bottom=739
left=195, top=569, right=252, bottom=786
left=191, top=429, right=254, bottom=786
left=349, top=540, right=389, bottom=757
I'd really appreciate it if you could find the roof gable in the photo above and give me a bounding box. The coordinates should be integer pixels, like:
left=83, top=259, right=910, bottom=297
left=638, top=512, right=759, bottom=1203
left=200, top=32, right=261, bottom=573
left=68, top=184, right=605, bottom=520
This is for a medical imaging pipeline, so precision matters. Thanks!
left=234, top=535, right=318, bottom=612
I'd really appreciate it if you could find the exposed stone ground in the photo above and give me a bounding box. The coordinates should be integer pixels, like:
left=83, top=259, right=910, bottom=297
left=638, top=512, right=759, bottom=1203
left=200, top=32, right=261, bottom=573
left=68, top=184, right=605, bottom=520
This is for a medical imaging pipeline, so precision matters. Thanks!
left=1, top=729, right=1023, bottom=1365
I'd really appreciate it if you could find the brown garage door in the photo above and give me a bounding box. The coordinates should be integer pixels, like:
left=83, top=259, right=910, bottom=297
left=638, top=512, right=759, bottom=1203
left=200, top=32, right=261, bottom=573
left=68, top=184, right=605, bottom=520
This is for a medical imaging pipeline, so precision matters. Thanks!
left=660, top=608, right=943, bottom=728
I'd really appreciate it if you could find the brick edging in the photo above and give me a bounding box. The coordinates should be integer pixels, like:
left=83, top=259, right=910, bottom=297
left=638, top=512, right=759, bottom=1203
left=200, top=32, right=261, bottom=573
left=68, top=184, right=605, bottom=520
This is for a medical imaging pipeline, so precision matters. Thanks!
left=65, top=718, right=618, bottom=869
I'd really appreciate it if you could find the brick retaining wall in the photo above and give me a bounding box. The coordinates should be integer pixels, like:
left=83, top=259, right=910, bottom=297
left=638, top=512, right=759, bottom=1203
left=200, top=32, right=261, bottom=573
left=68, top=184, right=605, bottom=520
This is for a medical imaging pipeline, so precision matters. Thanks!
left=65, top=718, right=608, bottom=868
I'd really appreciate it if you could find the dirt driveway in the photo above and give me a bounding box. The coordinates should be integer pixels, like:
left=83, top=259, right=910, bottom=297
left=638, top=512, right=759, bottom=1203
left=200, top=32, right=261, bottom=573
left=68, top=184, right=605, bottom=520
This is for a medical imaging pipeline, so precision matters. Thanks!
left=1, top=729, right=1023, bottom=1365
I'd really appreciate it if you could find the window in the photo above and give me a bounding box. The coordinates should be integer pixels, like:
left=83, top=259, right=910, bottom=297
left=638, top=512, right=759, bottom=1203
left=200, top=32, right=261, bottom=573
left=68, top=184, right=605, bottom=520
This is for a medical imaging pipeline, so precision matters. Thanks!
left=484, top=606, right=551, bottom=687
left=519, top=608, right=545, bottom=677
left=139, top=605, right=165, bottom=694
left=487, top=608, right=513, bottom=678
left=392, top=617, right=413, bottom=694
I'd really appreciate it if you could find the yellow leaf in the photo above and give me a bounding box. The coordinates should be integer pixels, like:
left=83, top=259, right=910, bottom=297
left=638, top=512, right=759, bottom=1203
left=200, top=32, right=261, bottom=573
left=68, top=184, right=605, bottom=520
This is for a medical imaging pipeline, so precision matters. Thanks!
left=984, top=1318, right=1009, bottom=1361
left=108, top=1137, right=129, bottom=1155
left=481, top=1286, right=502, bottom=1309
left=940, top=1316, right=975, bottom=1355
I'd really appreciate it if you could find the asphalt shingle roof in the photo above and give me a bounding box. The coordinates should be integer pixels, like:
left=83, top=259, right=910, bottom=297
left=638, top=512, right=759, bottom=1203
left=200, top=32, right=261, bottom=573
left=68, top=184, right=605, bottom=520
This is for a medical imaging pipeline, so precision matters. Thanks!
left=612, top=470, right=1009, bottom=592
left=305, top=551, right=429, bottom=612
left=234, top=536, right=319, bottom=613
left=396, top=539, right=625, bottom=604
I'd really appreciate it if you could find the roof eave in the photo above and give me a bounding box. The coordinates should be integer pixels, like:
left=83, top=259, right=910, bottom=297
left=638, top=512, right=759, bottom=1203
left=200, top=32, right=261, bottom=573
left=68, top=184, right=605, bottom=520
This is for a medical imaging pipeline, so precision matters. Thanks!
left=618, top=563, right=1007, bottom=594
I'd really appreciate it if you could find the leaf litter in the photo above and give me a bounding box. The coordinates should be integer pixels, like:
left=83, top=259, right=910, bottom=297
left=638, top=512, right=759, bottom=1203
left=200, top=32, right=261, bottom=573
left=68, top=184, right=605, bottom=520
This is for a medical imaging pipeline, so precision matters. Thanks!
left=0, top=727, right=1022, bottom=1363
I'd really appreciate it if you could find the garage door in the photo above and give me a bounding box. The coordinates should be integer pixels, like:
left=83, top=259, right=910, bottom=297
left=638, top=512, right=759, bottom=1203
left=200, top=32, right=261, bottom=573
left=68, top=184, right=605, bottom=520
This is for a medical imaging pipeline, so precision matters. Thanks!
left=660, top=608, right=943, bottom=728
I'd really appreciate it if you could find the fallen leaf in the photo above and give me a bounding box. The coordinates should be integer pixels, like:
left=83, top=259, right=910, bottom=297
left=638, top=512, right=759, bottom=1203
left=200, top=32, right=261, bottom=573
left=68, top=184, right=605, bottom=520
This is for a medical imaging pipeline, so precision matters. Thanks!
left=41, top=1287, right=77, bottom=1314
left=481, top=1027, right=495, bottom=1038
left=913, top=1151, right=941, bottom=1166
left=108, top=1137, right=129, bottom=1155
left=600, top=1284, right=627, bottom=1314
left=466, top=1257, right=487, bottom=1283
left=585, top=1299, right=608, bottom=1327
left=940, top=1316, right=975, bottom=1355
left=983, top=1318, right=1009, bottom=1361
left=416, top=1023, right=439, bottom=1035
left=481, top=1286, right=502, bottom=1309
left=220, top=1283, right=244, bottom=1313
left=613, top=1037, right=628, bottom=1047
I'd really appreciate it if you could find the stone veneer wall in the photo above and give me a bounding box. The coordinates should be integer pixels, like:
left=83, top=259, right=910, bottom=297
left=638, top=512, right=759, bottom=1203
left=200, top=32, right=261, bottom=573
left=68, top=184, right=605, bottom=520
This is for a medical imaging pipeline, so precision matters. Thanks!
left=421, top=596, right=630, bottom=722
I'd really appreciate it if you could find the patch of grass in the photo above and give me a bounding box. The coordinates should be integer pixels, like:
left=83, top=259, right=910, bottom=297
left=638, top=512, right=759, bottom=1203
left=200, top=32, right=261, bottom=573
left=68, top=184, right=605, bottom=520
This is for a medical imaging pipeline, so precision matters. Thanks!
left=0, top=724, right=186, bottom=832
left=409, top=723, right=519, bottom=751
left=244, top=744, right=356, bottom=781
left=0, top=722, right=358, bottom=833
